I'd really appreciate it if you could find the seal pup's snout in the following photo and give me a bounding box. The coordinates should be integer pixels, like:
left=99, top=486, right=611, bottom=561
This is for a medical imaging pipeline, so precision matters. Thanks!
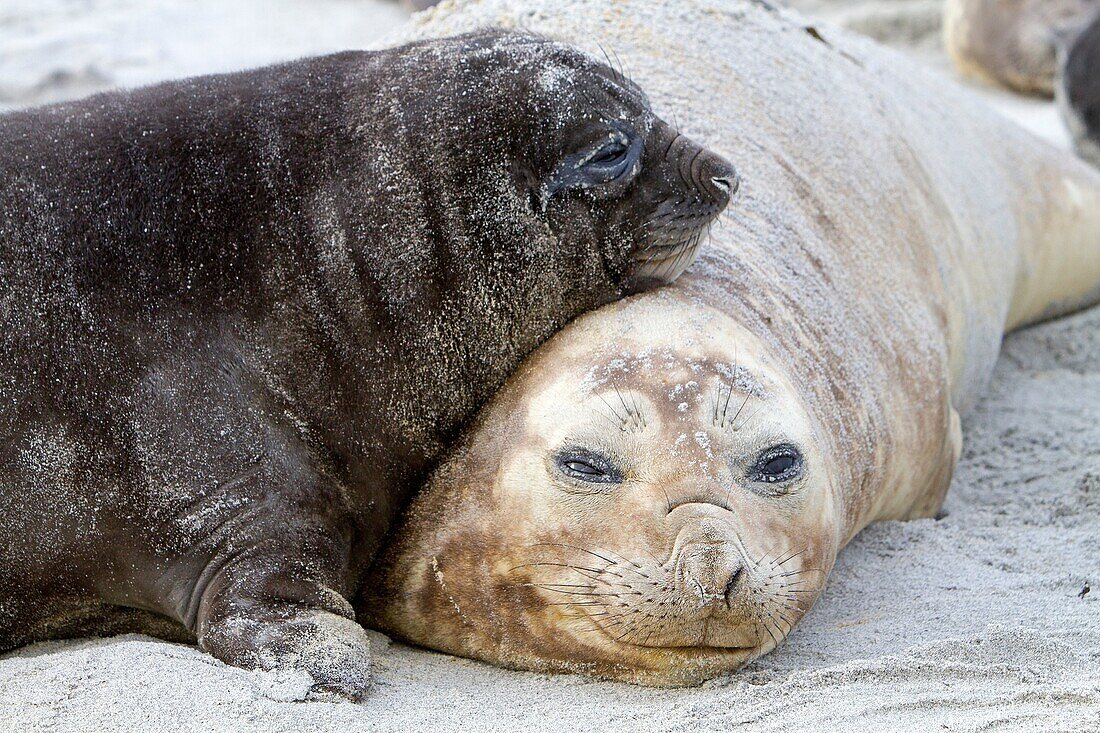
left=627, top=129, right=737, bottom=288
left=670, top=136, right=739, bottom=211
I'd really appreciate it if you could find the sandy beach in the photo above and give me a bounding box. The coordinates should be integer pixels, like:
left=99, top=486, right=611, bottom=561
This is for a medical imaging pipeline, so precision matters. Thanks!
left=0, top=1, right=1097, bottom=731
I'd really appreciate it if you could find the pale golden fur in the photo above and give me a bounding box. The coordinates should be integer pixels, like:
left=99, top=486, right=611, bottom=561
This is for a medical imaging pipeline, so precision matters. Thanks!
left=359, top=0, right=1100, bottom=685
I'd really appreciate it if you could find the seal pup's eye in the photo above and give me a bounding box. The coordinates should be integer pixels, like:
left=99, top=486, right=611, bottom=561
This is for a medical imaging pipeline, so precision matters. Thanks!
left=586, top=139, right=629, bottom=166
left=554, top=449, right=623, bottom=485
left=749, top=445, right=803, bottom=485
left=539, top=122, right=643, bottom=207
left=578, top=126, right=642, bottom=185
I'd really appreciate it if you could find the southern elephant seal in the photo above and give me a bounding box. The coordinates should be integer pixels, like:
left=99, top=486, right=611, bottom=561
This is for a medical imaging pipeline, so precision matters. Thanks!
left=944, top=0, right=1100, bottom=96
left=0, top=29, right=735, bottom=698
left=360, top=0, right=1100, bottom=685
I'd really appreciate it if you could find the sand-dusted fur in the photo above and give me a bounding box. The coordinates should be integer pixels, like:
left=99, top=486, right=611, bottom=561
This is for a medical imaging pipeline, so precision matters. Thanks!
left=361, top=0, right=1100, bottom=686
left=944, top=0, right=1100, bottom=96
left=0, top=29, right=735, bottom=698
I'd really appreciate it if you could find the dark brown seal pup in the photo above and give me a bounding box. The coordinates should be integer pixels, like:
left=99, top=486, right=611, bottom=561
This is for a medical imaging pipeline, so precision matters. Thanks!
left=1059, top=9, right=1100, bottom=165
left=0, top=29, right=735, bottom=698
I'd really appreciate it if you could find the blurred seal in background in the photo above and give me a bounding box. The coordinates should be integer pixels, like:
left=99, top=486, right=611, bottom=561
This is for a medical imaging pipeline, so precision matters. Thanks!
left=1058, top=9, right=1100, bottom=165
left=944, top=0, right=1100, bottom=96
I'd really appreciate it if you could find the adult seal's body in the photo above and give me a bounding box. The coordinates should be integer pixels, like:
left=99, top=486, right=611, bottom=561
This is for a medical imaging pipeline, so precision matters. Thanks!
left=0, top=30, right=735, bottom=698
left=944, top=0, right=1100, bottom=96
left=361, top=0, right=1100, bottom=685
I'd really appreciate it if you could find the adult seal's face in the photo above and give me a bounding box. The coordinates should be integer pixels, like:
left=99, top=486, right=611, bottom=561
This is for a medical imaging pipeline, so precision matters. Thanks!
left=361, top=299, right=840, bottom=685
left=379, top=31, right=736, bottom=294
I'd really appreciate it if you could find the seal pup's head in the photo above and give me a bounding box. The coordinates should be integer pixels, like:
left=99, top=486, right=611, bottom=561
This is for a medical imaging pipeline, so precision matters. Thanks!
left=369, top=29, right=737, bottom=295
left=360, top=296, right=841, bottom=686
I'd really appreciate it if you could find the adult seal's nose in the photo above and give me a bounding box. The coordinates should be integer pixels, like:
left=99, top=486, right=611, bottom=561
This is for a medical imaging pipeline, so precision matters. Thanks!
left=675, top=539, right=744, bottom=607
left=700, top=152, right=740, bottom=206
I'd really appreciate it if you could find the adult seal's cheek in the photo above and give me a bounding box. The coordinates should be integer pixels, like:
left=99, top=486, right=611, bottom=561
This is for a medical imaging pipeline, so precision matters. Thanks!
left=0, top=28, right=733, bottom=699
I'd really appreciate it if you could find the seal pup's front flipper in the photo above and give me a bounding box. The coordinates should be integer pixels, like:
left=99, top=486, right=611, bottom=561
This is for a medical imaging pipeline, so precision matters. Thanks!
left=165, top=470, right=373, bottom=700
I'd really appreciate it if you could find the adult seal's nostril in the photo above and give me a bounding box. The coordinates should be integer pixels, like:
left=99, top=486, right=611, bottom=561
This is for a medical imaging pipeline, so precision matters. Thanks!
left=722, top=566, right=743, bottom=603
left=675, top=540, right=744, bottom=607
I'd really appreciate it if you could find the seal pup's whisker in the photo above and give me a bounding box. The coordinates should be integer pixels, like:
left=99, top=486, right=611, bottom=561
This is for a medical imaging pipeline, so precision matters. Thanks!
left=594, top=41, right=627, bottom=88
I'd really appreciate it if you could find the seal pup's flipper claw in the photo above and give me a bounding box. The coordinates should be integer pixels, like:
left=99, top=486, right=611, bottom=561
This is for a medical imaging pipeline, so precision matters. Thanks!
left=198, top=581, right=372, bottom=701
left=183, top=516, right=370, bottom=700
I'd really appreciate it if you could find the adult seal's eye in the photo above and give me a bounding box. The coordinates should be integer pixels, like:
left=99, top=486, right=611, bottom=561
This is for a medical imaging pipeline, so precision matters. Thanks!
left=749, top=445, right=803, bottom=484
left=554, top=449, right=623, bottom=484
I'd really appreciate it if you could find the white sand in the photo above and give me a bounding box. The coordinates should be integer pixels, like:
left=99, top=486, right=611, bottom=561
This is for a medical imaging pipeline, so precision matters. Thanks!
left=1, top=1, right=1098, bottom=731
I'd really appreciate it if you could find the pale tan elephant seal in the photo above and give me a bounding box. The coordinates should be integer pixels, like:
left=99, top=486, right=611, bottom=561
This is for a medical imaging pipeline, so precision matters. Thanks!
left=358, top=0, right=1100, bottom=685
left=944, top=0, right=1100, bottom=96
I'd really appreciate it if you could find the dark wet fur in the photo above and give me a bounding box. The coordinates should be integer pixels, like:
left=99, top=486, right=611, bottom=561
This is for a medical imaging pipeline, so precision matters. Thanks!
left=0, top=29, right=732, bottom=697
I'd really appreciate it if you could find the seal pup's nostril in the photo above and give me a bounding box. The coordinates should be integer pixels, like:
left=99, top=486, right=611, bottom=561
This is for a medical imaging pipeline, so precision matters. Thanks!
left=710, top=175, right=740, bottom=199
left=701, top=156, right=740, bottom=205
